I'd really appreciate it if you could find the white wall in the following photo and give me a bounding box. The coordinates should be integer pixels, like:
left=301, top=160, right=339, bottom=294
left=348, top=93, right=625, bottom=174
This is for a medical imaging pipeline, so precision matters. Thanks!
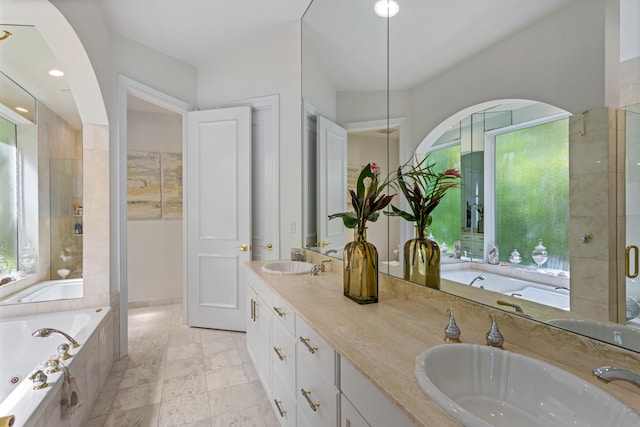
left=126, top=110, right=183, bottom=303
left=197, top=22, right=302, bottom=259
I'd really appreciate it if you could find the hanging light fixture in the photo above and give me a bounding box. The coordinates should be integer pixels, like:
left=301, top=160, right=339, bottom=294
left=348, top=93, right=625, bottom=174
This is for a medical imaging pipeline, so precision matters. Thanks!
left=375, top=0, right=399, bottom=17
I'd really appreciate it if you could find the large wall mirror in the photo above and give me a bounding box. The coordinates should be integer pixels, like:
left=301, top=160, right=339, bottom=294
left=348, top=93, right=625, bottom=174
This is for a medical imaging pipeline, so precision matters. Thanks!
left=0, top=24, right=83, bottom=305
left=302, top=0, right=640, bottom=353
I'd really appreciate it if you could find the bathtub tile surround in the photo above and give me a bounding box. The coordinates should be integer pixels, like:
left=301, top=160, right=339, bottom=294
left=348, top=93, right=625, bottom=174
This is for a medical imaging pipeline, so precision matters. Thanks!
left=86, top=304, right=279, bottom=427
left=0, top=307, right=113, bottom=427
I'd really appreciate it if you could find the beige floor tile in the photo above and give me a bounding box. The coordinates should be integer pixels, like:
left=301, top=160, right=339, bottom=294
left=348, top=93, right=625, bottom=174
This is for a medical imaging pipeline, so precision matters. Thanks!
left=204, top=350, right=243, bottom=370
left=211, top=405, right=273, bottom=427
left=104, top=403, right=160, bottom=427
left=161, top=372, right=207, bottom=401
left=208, top=381, right=269, bottom=416
left=158, top=392, right=211, bottom=426
left=167, top=342, right=203, bottom=362
left=112, top=380, right=163, bottom=412
left=164, top=356, right=205, bottom=380
left=119, top=364, right=165, bottom=389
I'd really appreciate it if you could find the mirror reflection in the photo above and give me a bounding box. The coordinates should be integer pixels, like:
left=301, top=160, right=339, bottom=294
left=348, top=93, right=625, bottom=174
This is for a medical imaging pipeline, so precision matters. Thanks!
left=0, top=25, right=83, bottom=305
left=302, top=0, right=640, bottom=352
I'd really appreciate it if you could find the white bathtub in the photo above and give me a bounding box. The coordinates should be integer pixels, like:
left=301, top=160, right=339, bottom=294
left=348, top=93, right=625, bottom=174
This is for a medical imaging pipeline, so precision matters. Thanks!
left=0, top=307, right=110, bottom=427
left=0, top=278, right=83, bottom=305
left=441, top=269, right=570, bottom=310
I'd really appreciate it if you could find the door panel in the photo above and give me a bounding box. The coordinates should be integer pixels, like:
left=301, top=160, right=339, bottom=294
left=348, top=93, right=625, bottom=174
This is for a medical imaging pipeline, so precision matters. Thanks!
left=317, top=116, right=347, bottom=253
left=186, top=106, right=251, bottom=331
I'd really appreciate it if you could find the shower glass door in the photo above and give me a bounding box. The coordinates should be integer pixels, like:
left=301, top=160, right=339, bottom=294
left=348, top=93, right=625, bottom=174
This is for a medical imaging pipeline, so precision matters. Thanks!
left=626, top=104, right=640, bottom=328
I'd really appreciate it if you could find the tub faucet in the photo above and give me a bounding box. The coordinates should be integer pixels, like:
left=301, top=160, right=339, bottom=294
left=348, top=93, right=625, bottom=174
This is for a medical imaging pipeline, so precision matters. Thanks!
left=469, top=275, right=485, bottom=289
left=325, top=249, right=338, bottom=255
left=32, top=328, right=80, bottom=348
left=592, top=366, right=640, bottom=389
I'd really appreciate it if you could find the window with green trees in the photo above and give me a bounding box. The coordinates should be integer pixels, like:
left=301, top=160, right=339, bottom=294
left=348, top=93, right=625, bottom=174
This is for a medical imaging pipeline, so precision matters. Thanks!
left=494, top=118, right=569, bottom=271
left=0, top=115, right=18, bottom=273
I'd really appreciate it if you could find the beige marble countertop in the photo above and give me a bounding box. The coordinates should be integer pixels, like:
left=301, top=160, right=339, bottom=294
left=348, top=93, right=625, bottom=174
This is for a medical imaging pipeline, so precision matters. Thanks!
left=246, top=260, right=640, bottom=426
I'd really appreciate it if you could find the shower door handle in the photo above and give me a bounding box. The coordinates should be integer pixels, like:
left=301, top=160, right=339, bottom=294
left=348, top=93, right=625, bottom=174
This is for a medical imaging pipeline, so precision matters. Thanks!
left=626, top=245, right=638, bottom=278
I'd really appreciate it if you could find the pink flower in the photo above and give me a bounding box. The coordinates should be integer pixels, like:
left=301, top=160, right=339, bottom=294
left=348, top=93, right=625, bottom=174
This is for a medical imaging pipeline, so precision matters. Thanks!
left=443, top=168, right=462, bottom=178
left=370, top=162, right=379, bottom=174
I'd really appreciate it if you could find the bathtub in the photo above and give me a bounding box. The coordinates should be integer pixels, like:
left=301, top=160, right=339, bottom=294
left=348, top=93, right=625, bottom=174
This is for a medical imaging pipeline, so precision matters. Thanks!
left=0, top=307, right=111, bottom=427
left=441, top=269, right=570, bottom=310
left=0, top=278, right=83, bottom=305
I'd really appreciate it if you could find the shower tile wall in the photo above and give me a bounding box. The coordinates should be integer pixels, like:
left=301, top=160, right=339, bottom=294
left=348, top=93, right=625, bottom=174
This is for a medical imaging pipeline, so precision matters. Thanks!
left=37, top=101, right=82, bottom=282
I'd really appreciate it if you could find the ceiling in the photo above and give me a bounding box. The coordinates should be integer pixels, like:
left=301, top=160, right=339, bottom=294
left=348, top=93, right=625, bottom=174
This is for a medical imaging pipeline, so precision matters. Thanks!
left=0, top=0, right=580, bottom=128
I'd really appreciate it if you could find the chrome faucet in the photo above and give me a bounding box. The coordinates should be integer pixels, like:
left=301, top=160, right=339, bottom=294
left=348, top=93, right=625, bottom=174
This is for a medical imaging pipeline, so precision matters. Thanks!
left=469, top=275, right=485, bottom=289
left=592, top=366, right=640, bottom=389
left=32, top=328, right=80, bottom=348
left=310, top=260, right=332, bottom=276
left=324, top=249, right=338, bottom=255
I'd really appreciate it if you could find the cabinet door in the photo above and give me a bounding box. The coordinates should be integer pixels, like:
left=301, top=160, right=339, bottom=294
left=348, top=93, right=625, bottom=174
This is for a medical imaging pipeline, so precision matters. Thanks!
left=341, top=395, right=370, bottom=427
left=271, top=315, right=296, bottom=393
left=246, top=285, right=271, bottom=394
left=271, top=368, right=297, bottom=427
left=297, top=349, right=339, bottom=427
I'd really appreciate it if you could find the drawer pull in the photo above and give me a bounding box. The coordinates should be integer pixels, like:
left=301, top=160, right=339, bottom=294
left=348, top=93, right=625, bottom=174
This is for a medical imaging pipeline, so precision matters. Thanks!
left=273, top=346, right=286, bottom=361
left=299, top=336, right=318, bottom=354
left=273, top=306, right=286, bottom=317
left=274, top=399, right=287, bottom=417
left=300, top=388, right=320, bottom=411
left=250, top=299, right=255, bottom=321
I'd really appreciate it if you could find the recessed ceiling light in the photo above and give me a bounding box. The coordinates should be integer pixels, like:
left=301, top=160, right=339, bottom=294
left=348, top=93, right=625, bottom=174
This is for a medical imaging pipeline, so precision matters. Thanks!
left=15, top=107, right=28, bottom=113
left=375, top=0, right=399, bottom=17
left=48, top=69, right=64, bottom=77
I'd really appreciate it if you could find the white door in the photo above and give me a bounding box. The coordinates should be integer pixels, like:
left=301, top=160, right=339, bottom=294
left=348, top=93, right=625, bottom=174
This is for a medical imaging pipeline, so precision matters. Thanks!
left=317, top=116, right=348, bottom=253
left=186, top=106, right=251, bottom=331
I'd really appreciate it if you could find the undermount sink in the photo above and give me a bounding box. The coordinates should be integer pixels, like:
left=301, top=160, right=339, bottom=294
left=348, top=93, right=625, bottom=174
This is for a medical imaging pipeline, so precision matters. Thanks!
left=261, top=261, right=314, bottom=275
left=415, top=343, right=640, bottom=427
left=547, top=319, right=640, bottom=351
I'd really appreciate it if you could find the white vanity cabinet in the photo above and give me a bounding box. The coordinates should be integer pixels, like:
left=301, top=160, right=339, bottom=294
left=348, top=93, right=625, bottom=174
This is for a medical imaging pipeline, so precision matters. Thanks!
left=246, top=270, right=414, bottom=427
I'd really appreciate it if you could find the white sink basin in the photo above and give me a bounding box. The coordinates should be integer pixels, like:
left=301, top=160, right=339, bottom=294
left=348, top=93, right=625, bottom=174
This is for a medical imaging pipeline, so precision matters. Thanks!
left=548, top=319, right=640, bottom=351
left=261, top=261, right=314, bottom=275
left=415, top=343, right=640, bottom=427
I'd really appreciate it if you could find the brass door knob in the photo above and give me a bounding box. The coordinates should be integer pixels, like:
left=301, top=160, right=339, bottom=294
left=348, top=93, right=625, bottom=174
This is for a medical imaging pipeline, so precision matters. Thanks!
left=235, top=244, right=249, bottom=252
left=260, top=243, right=273, bottom=250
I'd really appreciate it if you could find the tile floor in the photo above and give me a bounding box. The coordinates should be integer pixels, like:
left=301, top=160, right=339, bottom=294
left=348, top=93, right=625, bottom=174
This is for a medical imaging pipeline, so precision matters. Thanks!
left=85, top=304, right=280, bottom=427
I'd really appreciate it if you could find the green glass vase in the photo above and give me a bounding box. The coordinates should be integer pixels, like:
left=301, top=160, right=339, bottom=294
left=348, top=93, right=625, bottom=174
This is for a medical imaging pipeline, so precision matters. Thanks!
left=343, top=229, right=378, bottom=304
left=404, top=227, right=440, bottom=289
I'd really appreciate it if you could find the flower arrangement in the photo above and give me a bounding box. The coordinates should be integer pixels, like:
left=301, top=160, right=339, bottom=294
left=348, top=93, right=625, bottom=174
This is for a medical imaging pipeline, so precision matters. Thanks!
left=328, top=162, right=395, bottom=240
left=386, top=155, right=461, bottom=239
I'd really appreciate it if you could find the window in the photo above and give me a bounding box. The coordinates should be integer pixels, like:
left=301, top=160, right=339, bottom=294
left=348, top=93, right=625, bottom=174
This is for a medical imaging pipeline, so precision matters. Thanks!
left=426, top=115, right=570, bottom=271
left=492, top=118, right=569, bottom=271
left=0, top=115, right=18, bottom=272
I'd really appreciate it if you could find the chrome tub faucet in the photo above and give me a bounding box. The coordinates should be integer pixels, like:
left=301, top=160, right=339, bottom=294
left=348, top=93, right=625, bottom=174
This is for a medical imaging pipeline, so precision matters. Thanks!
left=32, top=328, right=80, bottom=348
left=592, top=366, right=640, bottom=389
left=469, top=275, right=485, bottom=289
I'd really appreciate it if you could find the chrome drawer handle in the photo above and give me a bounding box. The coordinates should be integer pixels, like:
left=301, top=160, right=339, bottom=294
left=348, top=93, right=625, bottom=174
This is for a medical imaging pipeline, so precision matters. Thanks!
left=300, top=388, right=320, bottom=412
left=273, top=346, right=286, bottom=361
left=273, top=306, right=286, bottom=317
left=274, top=399, right=287, bottom=417
left=299, top=336, right=318, bottom=354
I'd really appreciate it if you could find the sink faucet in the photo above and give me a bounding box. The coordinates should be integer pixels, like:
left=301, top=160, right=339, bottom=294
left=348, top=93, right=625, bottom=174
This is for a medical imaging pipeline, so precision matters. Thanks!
left=32, top=328, right=80, bottom=348
left=592, top=366, right=640, bottom=389
left=325, top=249, right=338, bottom=255
left=469, top=275, right=485, bottom=289
left=310, top=260, right=332, bottom=276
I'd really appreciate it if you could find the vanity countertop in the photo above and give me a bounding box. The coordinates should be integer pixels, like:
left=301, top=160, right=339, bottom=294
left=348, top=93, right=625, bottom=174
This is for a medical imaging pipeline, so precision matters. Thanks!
left=246, top=260, right=640, bottom=426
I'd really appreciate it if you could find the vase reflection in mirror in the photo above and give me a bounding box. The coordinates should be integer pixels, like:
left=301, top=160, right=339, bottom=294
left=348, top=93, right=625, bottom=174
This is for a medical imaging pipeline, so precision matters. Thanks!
left=404, top=227, right=440, bottom=289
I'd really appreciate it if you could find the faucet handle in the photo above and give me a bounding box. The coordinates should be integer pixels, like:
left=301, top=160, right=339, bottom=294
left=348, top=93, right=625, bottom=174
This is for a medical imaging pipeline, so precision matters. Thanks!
left=444, top=308, right=461, bottom=343
left=486, top=313, right=504, bottom=348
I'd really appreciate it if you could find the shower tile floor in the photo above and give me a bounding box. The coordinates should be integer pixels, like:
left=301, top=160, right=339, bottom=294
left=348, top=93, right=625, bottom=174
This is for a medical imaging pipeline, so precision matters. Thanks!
left=86, top=304, right=279, bottom=427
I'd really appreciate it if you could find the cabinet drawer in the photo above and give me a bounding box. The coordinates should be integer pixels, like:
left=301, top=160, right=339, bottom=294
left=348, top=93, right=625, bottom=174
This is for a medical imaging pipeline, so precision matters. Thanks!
left=271, top=316, right=296, bottom=392
left=296, top=317, right=336, bottom=384
left=297, top=350, right=339, bottom=427
left=341, top=394, right=370, bottom=427
left=340, top=358, right=415, bottom=427
left=272, top=293, right=295, bottom=334
left=271, top=370, right=297, bottom=427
